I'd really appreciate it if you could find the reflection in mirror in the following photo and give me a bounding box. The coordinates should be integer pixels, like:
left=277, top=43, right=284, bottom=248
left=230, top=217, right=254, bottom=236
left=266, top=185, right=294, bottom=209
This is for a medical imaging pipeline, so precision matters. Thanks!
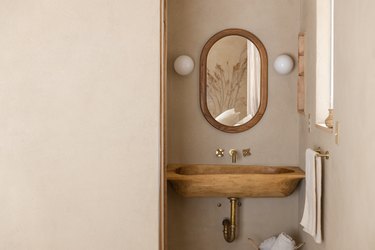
left=206, top=35, right=261, bottom=126
left=200, top=29, right=268, bottom=133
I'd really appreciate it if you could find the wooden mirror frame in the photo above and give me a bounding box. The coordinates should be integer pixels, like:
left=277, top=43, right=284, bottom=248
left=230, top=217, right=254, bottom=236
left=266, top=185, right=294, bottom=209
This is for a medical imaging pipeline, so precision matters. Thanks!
left=199, top=28, right=268, bottom=133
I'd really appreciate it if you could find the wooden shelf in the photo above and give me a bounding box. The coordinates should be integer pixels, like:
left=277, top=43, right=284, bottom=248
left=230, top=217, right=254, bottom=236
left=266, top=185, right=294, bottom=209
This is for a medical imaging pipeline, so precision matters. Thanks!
left=315, top=123, right=334, bottom=133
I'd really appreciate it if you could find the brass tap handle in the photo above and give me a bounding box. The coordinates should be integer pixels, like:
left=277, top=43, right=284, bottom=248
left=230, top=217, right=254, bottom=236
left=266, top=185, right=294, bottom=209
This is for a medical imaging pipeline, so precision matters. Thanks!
left=216, top=148, right=225, bottom=158
left=242, top=148, right=251, bottom=157
left=229, top=149, right=237, bottom=163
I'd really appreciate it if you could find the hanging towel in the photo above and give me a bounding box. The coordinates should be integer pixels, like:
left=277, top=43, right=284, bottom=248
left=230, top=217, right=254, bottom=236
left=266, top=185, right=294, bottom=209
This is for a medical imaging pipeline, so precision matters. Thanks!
left=270, top=232, right=295, bottom=250
left=300, top=148, right=322, bottom=243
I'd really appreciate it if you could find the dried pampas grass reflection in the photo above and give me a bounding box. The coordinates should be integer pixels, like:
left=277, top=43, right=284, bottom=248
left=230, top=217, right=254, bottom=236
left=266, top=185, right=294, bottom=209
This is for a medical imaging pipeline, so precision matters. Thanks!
left=207, top=49, right=247, bottom=118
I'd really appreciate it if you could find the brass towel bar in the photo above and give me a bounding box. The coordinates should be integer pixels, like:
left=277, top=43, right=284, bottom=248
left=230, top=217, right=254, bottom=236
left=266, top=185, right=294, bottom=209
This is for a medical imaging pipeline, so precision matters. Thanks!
left=315, top=148, right=330, bottom=160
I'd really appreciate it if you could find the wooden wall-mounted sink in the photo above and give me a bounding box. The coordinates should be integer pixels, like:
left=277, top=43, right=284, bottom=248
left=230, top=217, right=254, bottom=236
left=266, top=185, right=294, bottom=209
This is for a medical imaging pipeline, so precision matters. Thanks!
left=167, top=164, right=305, bottom=197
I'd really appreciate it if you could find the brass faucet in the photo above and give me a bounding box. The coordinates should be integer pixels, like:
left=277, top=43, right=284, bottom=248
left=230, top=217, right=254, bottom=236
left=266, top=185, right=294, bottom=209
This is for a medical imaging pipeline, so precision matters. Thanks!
left=229, top=149, right=237, bottom=163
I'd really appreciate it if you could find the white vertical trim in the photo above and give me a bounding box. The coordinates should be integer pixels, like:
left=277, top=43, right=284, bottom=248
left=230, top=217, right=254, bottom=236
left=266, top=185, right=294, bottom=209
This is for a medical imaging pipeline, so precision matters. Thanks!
left=330, top=0, right=335, bottom=109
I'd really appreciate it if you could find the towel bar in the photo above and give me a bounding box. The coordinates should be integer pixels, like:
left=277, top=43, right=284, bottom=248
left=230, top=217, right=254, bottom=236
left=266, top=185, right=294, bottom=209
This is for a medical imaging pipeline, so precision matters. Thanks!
left=315, top=148, right=330, bottom=160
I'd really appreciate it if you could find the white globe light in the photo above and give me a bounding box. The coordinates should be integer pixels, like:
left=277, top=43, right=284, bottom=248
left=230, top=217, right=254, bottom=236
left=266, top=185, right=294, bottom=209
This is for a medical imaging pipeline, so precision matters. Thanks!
left=174, top=55, right=194, bottom=76
left=273, top=54, right=294, bottom=75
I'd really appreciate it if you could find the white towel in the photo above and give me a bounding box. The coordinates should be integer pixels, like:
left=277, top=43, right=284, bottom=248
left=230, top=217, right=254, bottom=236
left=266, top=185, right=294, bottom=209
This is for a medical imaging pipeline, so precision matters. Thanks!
left=300, top=148, right=322, bottom=243
left=270, top=233, right=295, bottom=250
left=259, top=236, right=277, bottom=250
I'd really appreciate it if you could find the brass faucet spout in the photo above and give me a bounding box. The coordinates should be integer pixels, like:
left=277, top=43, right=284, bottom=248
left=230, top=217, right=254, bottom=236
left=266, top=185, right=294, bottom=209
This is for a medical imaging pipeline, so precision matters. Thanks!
left=229, top=149, right=237, bottom=163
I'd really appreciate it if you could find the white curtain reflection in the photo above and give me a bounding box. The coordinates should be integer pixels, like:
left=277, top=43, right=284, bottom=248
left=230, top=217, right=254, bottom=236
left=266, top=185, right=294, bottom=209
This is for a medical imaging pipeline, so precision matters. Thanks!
left=247, top=41, right=261, bottom=118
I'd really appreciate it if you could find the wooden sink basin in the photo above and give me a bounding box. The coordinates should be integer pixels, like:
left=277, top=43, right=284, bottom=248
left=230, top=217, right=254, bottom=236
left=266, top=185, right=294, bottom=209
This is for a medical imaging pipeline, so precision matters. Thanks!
left=167, top=164, right=305, bottom=197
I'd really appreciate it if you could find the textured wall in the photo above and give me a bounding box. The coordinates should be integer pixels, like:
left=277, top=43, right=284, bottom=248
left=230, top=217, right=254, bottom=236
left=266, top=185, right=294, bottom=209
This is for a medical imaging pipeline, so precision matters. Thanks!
left=167, top=0, right=301, bottom=249
left=298, top=0, right=375, bottom=249
left=0, top=1, right=160, bottom=249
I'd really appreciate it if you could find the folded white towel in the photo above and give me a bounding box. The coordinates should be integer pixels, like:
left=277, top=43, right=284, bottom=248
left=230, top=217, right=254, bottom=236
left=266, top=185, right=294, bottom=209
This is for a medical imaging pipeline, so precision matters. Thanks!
left=270, top=233, right=295, bottom=250
left=300, top=148, right=322, bottom=243
left=259, top=236, right=277, bottom=250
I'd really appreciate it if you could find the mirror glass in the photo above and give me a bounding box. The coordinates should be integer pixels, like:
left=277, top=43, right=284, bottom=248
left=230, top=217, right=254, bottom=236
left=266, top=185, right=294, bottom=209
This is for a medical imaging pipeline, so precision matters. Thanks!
left=200, top=29, right=268, bottom=133
left=206, top=35, right=261, bottom=126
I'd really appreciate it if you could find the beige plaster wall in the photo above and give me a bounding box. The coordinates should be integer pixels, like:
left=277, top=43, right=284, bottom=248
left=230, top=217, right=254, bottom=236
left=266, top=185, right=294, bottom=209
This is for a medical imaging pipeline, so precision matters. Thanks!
left=298, top=0, right=375, bottom=249
left=0, top=1, right=160, bottom=249
left=167, top=0, right=301, bottom=249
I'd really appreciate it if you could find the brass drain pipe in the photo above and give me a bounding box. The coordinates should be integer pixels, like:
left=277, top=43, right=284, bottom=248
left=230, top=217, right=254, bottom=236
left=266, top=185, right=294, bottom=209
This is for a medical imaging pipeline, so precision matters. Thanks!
left=222, top=197, right=239, bottom=243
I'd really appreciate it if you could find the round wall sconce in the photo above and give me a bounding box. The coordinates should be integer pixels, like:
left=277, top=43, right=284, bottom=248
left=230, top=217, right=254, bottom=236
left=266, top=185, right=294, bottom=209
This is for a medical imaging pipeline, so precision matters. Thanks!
left=174, top=55, right=194, bottom=76
left=273, top=54, right=294, bottom=75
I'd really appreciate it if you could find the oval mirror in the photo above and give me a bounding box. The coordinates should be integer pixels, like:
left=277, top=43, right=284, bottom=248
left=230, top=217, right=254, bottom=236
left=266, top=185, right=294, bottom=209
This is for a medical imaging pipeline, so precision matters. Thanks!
left=200, top=29, right=268, bottom=133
